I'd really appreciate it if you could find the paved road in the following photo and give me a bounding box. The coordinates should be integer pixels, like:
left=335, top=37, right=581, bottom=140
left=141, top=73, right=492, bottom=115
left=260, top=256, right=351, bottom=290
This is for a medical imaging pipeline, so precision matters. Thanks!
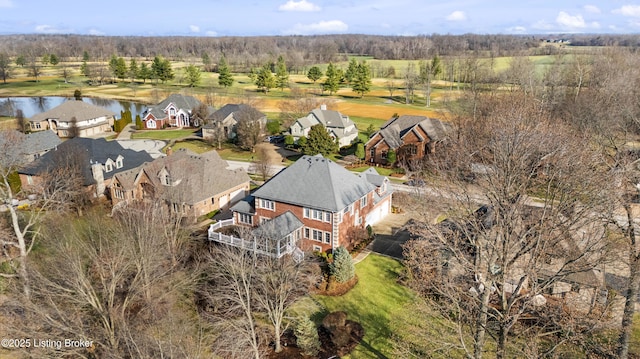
left=225, top=160, right=286, bottom=175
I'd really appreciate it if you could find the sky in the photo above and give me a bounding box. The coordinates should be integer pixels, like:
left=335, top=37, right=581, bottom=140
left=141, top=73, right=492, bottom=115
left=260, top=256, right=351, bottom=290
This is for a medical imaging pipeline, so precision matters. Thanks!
left=1, top=0, right=640, bottom=36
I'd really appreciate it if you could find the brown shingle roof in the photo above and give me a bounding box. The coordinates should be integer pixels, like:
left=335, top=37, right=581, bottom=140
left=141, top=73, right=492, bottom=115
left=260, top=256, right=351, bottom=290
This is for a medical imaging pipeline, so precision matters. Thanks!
left=29, top=100, right=115, bottom=123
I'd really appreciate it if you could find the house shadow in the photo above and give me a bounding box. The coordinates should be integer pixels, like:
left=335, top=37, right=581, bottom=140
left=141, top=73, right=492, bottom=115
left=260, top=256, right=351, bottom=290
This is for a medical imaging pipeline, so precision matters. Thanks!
left=369, top=226, right=411, bottom=260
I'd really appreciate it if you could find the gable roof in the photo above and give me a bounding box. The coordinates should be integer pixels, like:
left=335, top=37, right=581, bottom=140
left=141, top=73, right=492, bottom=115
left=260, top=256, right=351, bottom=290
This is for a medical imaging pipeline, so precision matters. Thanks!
left=253, top=211, right=304, bottom=240
left=29, top=100, right=116, bottom=123
left=373, top=115, right=449, bottom=149
left=204, top=103, right=266, bottom=127
left=252, top=154, right=376, bottom=212
left=115, top=148, right=250, bottom=205
left=0, top=130, right=61, bottom=159
left=19, top=137, right=153, bottom=185
left=145, top=94, right=202, bottom=119
left=310, top=108, right=353, bottom=129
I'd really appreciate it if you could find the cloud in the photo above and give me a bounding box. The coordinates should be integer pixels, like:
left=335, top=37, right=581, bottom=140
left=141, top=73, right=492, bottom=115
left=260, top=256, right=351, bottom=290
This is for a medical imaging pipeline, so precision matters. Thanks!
left=190, top=25, right=200, bottom=33
left=205, top=31, right=218, bottom=36
left=283, top=20, right=348, bottom=35
left=88, top=29, right=104, bottom=35
left=584, top=5, right=600, bottom=14
left=0, top=0, right=13, bottom=8
left=446, top=11, right=467, bottom=21
left=556, top=11, right=586, bottom=28
left=278, top=0, right=320, bottom=12
left=506, top=26, right=527, bottom=34
left=35, top=24, right=72, bottom=34
left=613, top=5, right=640, bottom=17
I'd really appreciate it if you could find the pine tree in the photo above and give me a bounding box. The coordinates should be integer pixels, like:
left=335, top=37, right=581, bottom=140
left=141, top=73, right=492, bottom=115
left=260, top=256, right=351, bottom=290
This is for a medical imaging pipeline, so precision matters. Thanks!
left=138, top=63, right=151, bottom=83
left=255, top=63, right=275, bottom=93
left=151, top=55, right=174, bottom=83
left=128, top=59, right=139, bottom=82
left=344, top=58, right=359, bottom=83
left=275, top=55, right=289, bottom=91
left=184, top=64, right=201, bottom=87
left=303, top=124, right=338, bottom=156
left=352, top=61, right=372, bottom=98
left=295, top=316, right=321, bottom=357
left=355, top=143, right=365, bottom=159
left=135, top=114, right=143, bottom=130
left=329, top=246, right=355, bottom=283
left=323, top=62, right=340, bottom=95
left=217, top=56, right=234, bottom=87
left=49, top=54, right=59, bottom=66
left=307, top=66, right=323, bottom=83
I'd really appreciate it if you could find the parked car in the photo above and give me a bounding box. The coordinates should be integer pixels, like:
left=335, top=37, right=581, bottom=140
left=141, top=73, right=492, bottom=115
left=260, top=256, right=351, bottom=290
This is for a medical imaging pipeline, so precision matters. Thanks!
left=403, top=178, right=425, bottom=187
left=269, top=135, right=285, bottom=143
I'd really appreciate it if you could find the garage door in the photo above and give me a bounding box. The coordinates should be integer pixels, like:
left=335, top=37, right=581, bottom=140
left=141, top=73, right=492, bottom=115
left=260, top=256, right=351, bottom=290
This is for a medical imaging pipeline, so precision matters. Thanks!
left=229, top=188, right=246, bottom=205
left=366, top=198, right=390, bottom=226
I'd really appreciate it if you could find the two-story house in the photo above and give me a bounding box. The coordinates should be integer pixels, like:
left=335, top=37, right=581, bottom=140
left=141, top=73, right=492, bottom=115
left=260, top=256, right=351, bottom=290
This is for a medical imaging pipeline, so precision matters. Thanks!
left=202, top=103, right=267, bottom=140
left=110, top=148, right=250, bottom=220
left=141, top=94, right=204, bottom=129
left=0, top=130, right=62, bottom=163
left=28, top=100, right=116, bottom=138
left=288, top=105, right=358, bottom=147
left=365, top=115, right=449, bottom=166
left=230, top=154, right=392, bottom=252
left=18, top=137, right=153, bottom=198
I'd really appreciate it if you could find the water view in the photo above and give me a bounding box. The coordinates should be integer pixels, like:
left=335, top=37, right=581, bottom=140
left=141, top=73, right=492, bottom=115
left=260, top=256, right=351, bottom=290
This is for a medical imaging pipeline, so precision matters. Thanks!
left=0, top=97, right=147, bottom=120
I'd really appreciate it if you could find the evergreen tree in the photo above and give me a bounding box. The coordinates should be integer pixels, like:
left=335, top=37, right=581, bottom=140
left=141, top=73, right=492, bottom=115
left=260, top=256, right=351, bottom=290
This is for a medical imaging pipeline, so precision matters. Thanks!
left=355, top=143, right=365, bottom=160
left=303, top=124, right=338, bottom=156
left=275, top=55, right=289, bottom=91
left=138, top=62, right=151, bottom=83
left=80, top=60, right=89, bottom=77
left=307, top=66, right=323, bottom=83
left=135, top=114, right=143, bottom=130
left=295, top=316, right=321, bottom=357
left=323, top=62, right=340, bottom=95
left=82, top=50, right=89, bottom=61
left=254, top=63, right=275, bottom=93
left=184, top=64, right=201, bottom=87
left=41, top=54, right=50, bottom=65
left=344, top=58, right=359, bottom=83
left=116, top=57, right=127, bottom=81
left=73, top=89, right=82, bottom=100
left=48, top=54, right=59, bottom=66
left=0, top=52, right=10, bottom=84
left=201, top=52, right=212, bottom=72
left=217, top=56, right=234, bottom=88
left=284, top=135, right=294, bottom=148
left=151, top=55, right=174, bottom=83
left=15, top=55, right=26, bottom=67
left=128, top=59, right=139, bottom=82
left=352, top=61, right=372, bottom=98
left=329, top=246, right=355, bottom=283
left=297, top=136, right=307, bottom=148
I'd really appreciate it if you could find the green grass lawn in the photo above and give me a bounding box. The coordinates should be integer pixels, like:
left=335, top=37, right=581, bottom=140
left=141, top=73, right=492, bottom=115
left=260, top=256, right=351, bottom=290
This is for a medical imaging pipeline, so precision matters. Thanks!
left=314, top=254, right=415, bottom=358
left=170, top=139, right=214, bottom=154
left=131, top=128, right=198, bottom=140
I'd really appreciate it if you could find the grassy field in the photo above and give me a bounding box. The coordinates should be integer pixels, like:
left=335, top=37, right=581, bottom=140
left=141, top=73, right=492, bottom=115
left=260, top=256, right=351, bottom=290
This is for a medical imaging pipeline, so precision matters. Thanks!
left=314, top=254, right=416, bottom=358
left=131, top=128, right=198, bottom=140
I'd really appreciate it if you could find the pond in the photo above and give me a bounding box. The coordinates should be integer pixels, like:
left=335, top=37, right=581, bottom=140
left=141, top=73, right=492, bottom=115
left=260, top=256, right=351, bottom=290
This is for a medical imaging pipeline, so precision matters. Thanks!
left=0, top=96, right=147, bottom=120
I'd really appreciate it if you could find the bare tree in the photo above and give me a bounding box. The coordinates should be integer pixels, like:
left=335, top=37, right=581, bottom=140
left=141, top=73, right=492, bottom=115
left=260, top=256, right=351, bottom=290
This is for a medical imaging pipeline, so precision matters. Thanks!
left=403, top=62, right=417, bottom=104
left=15, top=109, right=26, bottom=133
left=204, top=123, right=226, bottom=149
left=404, top=94, right=616, bottom=358
left=248, top=146, right=274, bottom=181
left=236, top=108, right=265, bottom=153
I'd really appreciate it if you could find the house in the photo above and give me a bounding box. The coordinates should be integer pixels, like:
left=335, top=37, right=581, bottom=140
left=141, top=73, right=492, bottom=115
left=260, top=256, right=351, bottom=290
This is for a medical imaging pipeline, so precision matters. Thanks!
left=28, top=100, right=116, bottom=138
left=110, top=148, right=250, bottom=220
left=141, top=94, right=204, bottom=129
left=229, top=154, right=392, bottom=253
left=18, top=137, right=153, bottom=198
left=0, top=130, right=62, bottom=163
left=288, top=105, right=358, bottom=147
left=365, top=115, right=449, bottom=166
left=202, top=104, right=267, bottom=140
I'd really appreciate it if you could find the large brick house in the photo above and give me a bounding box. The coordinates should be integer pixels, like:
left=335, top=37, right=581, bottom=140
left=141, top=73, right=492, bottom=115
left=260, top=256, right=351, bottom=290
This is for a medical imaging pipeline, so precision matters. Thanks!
left=141, top=94, right=204, bottom=129
left=230, top=155, right=392, bottom=252
left=365, top=115, right=449, bottom=166
left=110, top=148, right=250, bottom=220
left=28, top=100, right=116, bottom=138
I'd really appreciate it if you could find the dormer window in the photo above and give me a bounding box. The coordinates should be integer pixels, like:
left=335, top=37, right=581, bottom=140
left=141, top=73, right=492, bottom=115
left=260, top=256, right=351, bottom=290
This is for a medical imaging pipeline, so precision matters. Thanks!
left=115, top=156, right=123, bottom=169
left=105, top=163, right=113, bottom=172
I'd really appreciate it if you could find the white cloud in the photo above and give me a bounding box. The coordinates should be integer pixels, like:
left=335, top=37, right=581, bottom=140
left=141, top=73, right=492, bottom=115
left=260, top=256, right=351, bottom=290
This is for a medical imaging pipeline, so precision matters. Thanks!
left=190, top=25, right=200, bottom=33
left=506, top=26, right=527, bottom=34
left=446, top=11, right=467, bottom=21
left=283, top=20, right=348, bottom=35
left=278, top=0, right=320, bottom=12
left=35, top=24, right=72, bottom=34
left=584, top=5, right=600, bottom=14
left=556, top=11, right=586, bottom=28
left=613, top=5, right=640, bottom=17
left=0, top=0, right=13, bottom=8
left=205, top=31, right=218, bottom=36
left=88, top=28, right=104, bottom=35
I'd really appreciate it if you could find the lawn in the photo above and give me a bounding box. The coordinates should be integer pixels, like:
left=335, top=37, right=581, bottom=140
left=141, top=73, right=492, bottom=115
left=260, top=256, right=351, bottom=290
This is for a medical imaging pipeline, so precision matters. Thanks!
left=314, top=254, right=415, bottom=359
left=170, top=139, right=215, bottom=154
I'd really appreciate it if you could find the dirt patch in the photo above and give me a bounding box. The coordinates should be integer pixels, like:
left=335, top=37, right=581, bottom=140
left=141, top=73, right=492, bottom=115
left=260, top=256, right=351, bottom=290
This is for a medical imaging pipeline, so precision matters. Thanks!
left=312, top=275, right=359, bottom=296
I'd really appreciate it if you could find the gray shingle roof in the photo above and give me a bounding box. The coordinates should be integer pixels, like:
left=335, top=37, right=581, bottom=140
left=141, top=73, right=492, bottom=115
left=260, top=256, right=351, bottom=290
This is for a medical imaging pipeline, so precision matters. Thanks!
left=375, top=115, right=450, bottom=150
left=116, top=148, right=250, bottom=205
left=253, top=211, right=303, bottom=239
left=310, top=108, right=353, bottom=128
left=204, top=104, right=266, bottom=127
left=145, top=94, right=202, bottom=119
left=29, top=100, right=115, bottom=123
left=252, top=154, right=376, bottom=212
left=23, top=130, right=63, bottom=154
left=19, top=137, right=153, bottom=185
left=231, top=195, right=256, bottom=214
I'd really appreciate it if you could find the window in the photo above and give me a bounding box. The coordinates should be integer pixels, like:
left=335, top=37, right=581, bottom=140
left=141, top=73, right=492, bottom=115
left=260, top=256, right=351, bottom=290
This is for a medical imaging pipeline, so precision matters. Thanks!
left=114, top=188, right=125, bottom=199
left=238, top=213, right=253, bottom=225
left=313, top=245, right=322, bottom=252
left=34, top=123, right=41, bottom=129
left=324, top=232, right=331, bottom=244
left=259, top=199, right=275, bottom=211
left=115, top=158, right=123, bottom=169
left=312, top=229, right=323, bottom=242
left=360, top=196, right=367, bottom=208
left=260, top=217, right=270, bottom=224
left=211, top=197, right=215, bottom=205
left=304, top=228, right=310, bottom=238
left=325, top=212, right=332, bottom=222
left=369, top=148, right=375, bottom=162
left=147, top=120, right=156, bottom=129
left=105, top=163, right=113, bottom=172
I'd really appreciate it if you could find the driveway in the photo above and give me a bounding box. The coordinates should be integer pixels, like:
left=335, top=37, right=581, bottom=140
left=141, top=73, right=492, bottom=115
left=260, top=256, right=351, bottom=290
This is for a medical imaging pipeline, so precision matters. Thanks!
left=116, top=139, right=167, bottom=158
left=369, top=213, right=413, bottom=260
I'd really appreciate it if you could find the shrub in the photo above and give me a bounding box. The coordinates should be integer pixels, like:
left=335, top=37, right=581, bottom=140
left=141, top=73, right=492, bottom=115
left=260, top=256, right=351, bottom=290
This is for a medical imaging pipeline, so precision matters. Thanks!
left=284, top=135, right=294, bottom=148
left=355, top=143, right=365, bottom=159
left=266, top=120, right=280, bottom=135
left=297, top=136, right=307, bottom=148
left=329, top=247, right=355, bottom=283
left=295, top=316, right=321, bottom=357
